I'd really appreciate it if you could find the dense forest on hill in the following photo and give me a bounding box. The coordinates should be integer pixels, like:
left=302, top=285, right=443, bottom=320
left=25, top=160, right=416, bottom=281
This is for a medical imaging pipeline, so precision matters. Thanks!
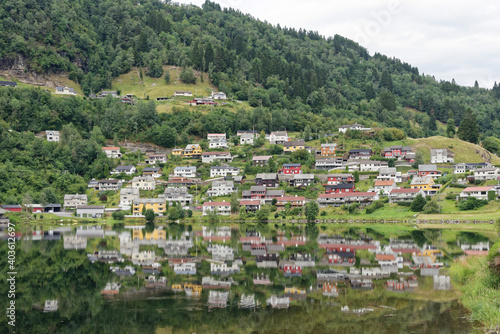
left=1, top=0, right=500, bottom=138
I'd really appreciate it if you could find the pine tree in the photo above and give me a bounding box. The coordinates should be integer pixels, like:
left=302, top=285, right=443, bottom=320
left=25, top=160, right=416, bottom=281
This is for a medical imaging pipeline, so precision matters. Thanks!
left=474, top=80, right=479, bottom=88
left=380, top=70, right=393, bottom=92
left=446, top=118, right=455, bottom=138
left=457, top=109, right=479, bottom=143
left=411, top=194, right=426, bottom=212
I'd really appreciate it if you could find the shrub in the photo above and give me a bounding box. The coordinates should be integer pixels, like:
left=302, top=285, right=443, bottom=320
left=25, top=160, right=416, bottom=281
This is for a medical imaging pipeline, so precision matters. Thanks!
left=458, top=197, right=488, bottom=211
left=397, top=201, right=411, bottom=207
left=410, top=194, right=426, bottom=212
left=446, top=193, right=458, bottom=200
left=423, top=200, right=440, bottom=214
left=180, top=68, right=196, bottom=84
left=112, top=211, right=125, bottom=220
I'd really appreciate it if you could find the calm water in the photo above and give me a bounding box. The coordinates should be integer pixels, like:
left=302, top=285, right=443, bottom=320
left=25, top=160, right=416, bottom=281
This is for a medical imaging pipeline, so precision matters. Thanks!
left=0, top=223, right=489, bottom=333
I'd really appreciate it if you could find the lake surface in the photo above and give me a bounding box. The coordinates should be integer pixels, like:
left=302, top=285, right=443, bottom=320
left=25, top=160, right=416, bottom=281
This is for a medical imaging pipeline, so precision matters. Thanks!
left=0, top=223, right=490, bottom=333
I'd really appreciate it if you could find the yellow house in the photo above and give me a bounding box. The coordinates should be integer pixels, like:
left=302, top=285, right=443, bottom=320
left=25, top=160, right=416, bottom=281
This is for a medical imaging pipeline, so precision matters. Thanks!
left=410, top=175, right=441, bottom=195
left=172, top=148, right=183, bottom=156
left=133, top=198, right=167, bottom=216
left=183, top=144, right=202, bottom=157
left=133, top=229, right=166, bottom=240
left=283, top=140, right=305, bottom=153
left=285, top=287, right=306, bottom=294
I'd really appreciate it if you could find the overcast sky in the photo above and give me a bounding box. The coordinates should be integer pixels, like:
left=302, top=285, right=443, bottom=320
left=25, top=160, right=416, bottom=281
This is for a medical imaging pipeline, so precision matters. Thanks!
left=175, top=0, right=500, bottom=88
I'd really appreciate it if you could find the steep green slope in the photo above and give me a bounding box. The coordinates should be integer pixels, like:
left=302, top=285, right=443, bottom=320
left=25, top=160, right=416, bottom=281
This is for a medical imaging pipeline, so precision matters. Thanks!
left=1, top=0, right=499, bottom=138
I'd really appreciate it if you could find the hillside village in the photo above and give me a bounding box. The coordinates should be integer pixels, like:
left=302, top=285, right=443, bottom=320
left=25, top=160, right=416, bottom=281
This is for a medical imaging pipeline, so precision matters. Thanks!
left=3, top=122, right=499, bottom=223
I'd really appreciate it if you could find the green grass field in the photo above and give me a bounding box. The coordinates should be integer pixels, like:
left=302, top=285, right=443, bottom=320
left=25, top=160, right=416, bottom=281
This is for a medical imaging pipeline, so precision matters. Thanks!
left=112, top=66, right=215, bottom=100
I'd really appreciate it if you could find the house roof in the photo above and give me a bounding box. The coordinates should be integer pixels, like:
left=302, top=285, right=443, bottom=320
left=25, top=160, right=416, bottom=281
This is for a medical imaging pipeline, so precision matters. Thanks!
left=239, top=200, right=260, bottom=206
left=250, top=186, right=267, bottom=192
left=114, top=165, right=135, bottom=171
left=277, top=196, right=306, bottom=202
left=321, top=143, right=337, bottom=148
left=283, top=163, right=301, bottom=167
left=418, top=164, right=438, bottom=172
left=462, top=186, right=495, bottom=192
left=318, top=192, right=377, bottom=198
left=211, top=166, right=239, bottom=170
left=325, top=183, right=355, bottom=189
left=143, top=167, right=161, bottom=172
left=390, top=188, right=421, bottom=194
left=135, top=198, right=165, bottom=204
left=102, top=147, right=120, bottom=150
left=474, top=167, right=499, bottom=172
left=207, top=133, right=225, bottom=136
left=328, top=173, right=353, bottom=178
left=174, top=166, right=196, bottom=170
left=46, top=130, right=60, bottom=135
left=410, top=176, right=434, bottom=185
left=76, top=205, right=105, bottom=210
left=266, top=190, right=285, bottom=196
left=271, top=131, right=288, bottom=136
left=202, top=151, right=230, bottom=156
left=294, top=174, right=314, bottom=179
left=252, top=155, right=273, bottom=161
left=374, top=180, right=395, bottom=187
left=284, top=140, right=305, bottom=147
left=256, top=173, right=278, bottom=180
left=376, top=254, right=396, bottom=261
left=99, top=179, right=120, bottom=183
left=349, top=149, right=372, bottom=154
left=2, top=204, right=21, bottom=208
left=203, top=201, right=231, bottom=206
left=0, top=81, right=17, bottom=87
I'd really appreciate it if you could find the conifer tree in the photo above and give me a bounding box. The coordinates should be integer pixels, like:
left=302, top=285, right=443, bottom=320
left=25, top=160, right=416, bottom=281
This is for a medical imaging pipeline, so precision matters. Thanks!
left=457, top=109, right=479, bottom=143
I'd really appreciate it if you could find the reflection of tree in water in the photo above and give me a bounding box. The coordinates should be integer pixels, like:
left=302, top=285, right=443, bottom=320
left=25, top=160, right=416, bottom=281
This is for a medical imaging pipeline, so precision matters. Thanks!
left=411, top=230, right=429, bottom=248
left=457, top=232, right=490, bottom=245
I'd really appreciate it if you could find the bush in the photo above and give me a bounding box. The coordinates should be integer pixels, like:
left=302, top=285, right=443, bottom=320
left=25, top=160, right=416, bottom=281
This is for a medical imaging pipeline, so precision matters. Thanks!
left=458, top=197, right=488, bottom=211
left=112, top=211, right=125, bottom=220
left=423, top=200, right=440, bottom=214
left=410, top=194, right=426, bottom=212
left=180, top=68, right=196, bottom=84
left=446, top=193, right=458, bottom=200
left=397, top=201, right=411, bottom=207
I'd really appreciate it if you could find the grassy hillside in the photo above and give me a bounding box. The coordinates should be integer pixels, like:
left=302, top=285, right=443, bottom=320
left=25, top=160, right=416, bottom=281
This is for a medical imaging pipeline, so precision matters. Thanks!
left=112, top=67, right=215, bottom=100
left=407, top=136, right=500, bottom=164
left=0, top=74, right=83, bottom=96
left=405, top=107, right=447, bottom=131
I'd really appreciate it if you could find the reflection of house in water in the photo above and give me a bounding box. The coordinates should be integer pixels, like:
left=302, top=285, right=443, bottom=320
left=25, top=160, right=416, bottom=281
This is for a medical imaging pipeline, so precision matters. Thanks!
left=132, top=228, right=166, bottom=244
left=88, top=250, right=123, bottom=263
left=324, top=248, right=356, bottom=266
left=280, top=253, right=315, bottom=267
left=202, top=226, right=232, bottom=242
left=256, top=254, right=279, bottom=268
left=267, top=295, right=290, bottom=309
left=145, top=276, right=167, bottom=288
left=207, top=244, right=234, bottom=261
left=253, top=273, right=272, bottom=285
left=76, top=226, right=106, bottom=239
left=43, top=230, right=61, bottom=240
left=119, top=231, right=138, bottom=256
left=174, top=262, right=197, bottom=275
left=386, top=276, right=418, bottom=293
left=283, top=265, right=302, bottom=277
left=163, top=236, right=193, bottom=256
left=284, top=287, right=306, bottom=301
left=131, top=251, right=155, bottom=266
left=239, top=294, right=257, bottom=309
left=44, top=300, right=58, bottom=312
left=317, top=234, right=379, bottom=251
left=433, top=275, right=451, bottom=290
left=412, top=255, right=441, bottom=276
left=208, top=290, right=229, bottom=309
left=322, top=283, right=339, bottom=297
left=351, top=279, right=374, bottom=290
left=101, top=282, right=121, bottom=295
left=202, top=276, right=233, bottom=289
left=460, top=241, right=490, bottom=256
left=143, top=265, right=161, bottom=275
left=317, top=269, right=347, bottom=282
left=110, top=266, right=135, bottom=276
left=389, top=238, right=421, bottom=255
left=63, top=234, right=87, bottom=249
left=210, top=262, right=240, bottom=276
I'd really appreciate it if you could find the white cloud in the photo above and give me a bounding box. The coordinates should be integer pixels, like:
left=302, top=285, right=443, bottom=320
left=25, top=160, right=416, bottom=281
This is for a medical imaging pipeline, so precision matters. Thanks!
left=176, top=0, right=500, bottom=88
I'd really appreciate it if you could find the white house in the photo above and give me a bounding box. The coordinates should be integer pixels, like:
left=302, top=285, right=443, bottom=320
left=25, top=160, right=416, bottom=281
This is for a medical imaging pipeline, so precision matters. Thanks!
left=210, top=166, right=239, bottom=178
left=202, top=201, right=231, bottom=215
left=173, top=91, right=192, bottom=97
left=360, top=160, right=388, bottom=172
left=64, top=194, right=88, bottom=209
left=454, top=162, right=491, bottom=174
left=76, top=205, right=105, bottom=218
left=55, top=86, right=76, bottom=95
left=459, top=186, right=495, bottom=201
left=102, top=147, right=122, bottom=158
left=159, top=187, right=193, bottom=206
left=207, top=181, right=237, bottom=197
left=46, top=130, right=60, bottom=142
left=373, top=180, right=396, bottom=195
left=473, top=167, right=500, bottom=181
left=120, top=188, right=140, bottom=207
left=269, top=131, right=289, bottom=144
left=430, top=149, right=455, bottom=164
left=131, top=176, right=156, bottom=190
left=111, top=165, right=137, bottom=175
left=173, top=166, right=197, bottom=178
left=207, top=133, right=228, bottom=148
left=145, top=154, right=167, bottom=165
left=388, top=188, right=425, bottom=203
left=377, top=167, right=402, bottom=183
left=201, top=151, right=233, bottom=164
left=338, top=123, right=371, bottom=133
left=211, top=91, right=227, bottom=100
left=240, top=133, right=255, bottom=145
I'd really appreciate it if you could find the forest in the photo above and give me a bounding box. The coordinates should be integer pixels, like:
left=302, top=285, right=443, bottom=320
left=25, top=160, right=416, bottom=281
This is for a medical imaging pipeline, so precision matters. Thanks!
left=0, top=0, right=500, bottom=138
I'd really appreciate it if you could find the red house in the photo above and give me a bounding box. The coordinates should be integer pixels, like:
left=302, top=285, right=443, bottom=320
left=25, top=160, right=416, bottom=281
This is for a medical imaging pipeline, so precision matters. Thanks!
left=418, top=165, right=442, bottom=178
left=281, top=163, right=301, bottom=175
left=326, top=174, right=354, bottom=185
left=325, top=183, right=355, bottom=194
left=2, top=205, right=22, bottom=212
left=283, top=265, right=302, bottom=277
